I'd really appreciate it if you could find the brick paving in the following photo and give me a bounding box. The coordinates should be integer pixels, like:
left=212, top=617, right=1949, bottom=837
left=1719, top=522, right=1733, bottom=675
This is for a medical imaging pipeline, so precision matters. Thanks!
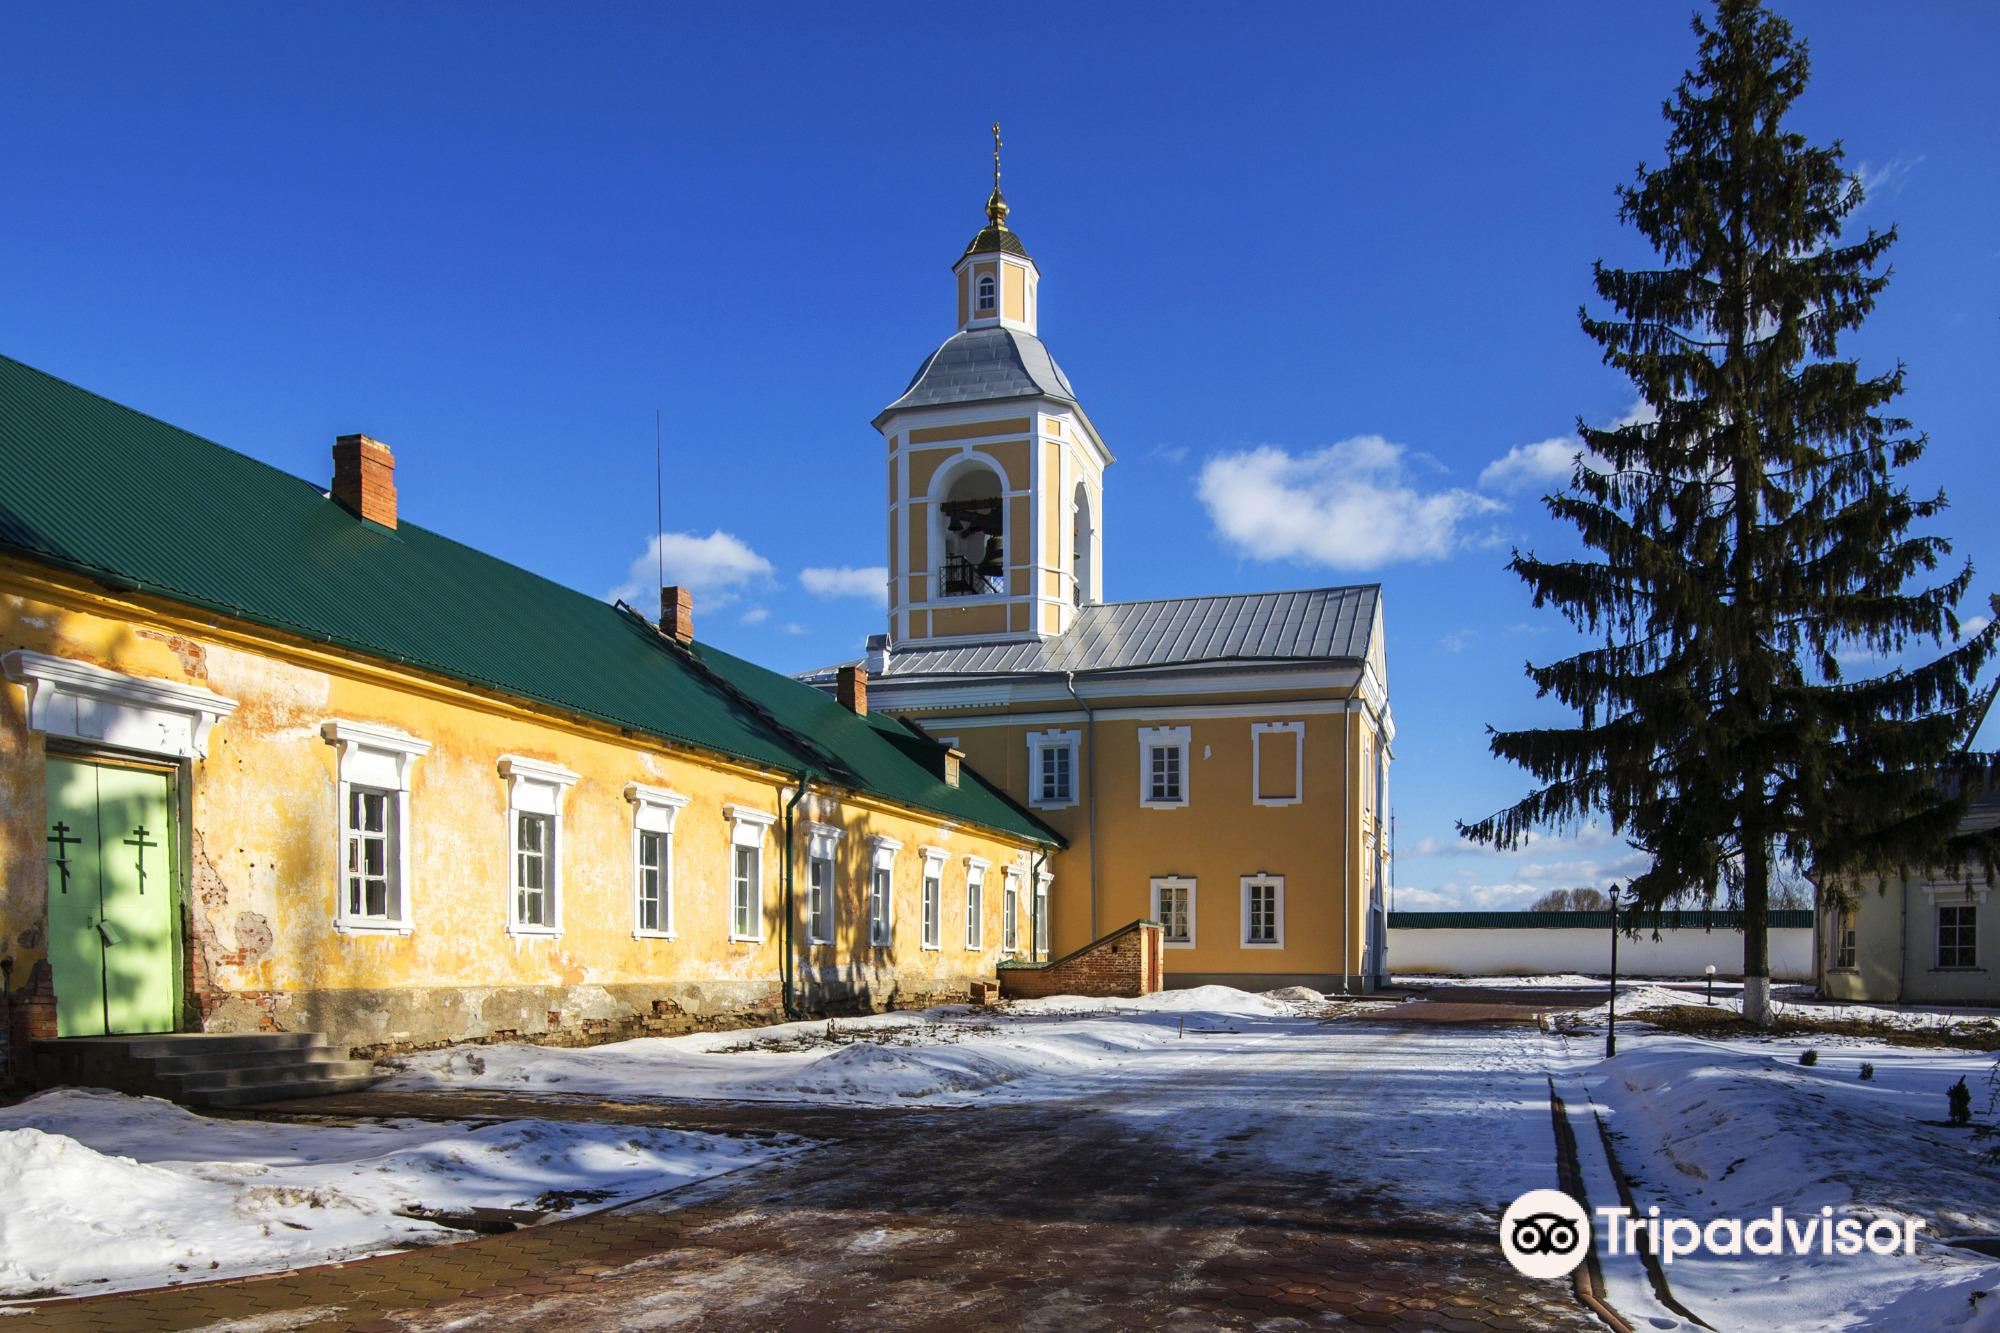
left=9, top=1027, right=1605, bottom=1331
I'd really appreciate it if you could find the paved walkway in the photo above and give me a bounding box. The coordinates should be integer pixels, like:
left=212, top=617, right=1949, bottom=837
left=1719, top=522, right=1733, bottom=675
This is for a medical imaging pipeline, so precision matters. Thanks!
left=13, top=1013, right=1604, bottom=1332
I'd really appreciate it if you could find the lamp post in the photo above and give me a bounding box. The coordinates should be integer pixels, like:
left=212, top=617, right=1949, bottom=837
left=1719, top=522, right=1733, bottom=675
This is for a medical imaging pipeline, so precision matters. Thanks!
left=1606, top=886, right=1620, bottom=1059
left=1705, top=963, right=1717, bottom=1006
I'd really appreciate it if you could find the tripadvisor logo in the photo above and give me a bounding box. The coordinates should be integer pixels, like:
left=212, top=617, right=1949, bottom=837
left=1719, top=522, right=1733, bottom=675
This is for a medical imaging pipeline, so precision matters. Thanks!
left=1498, top=1189, right=1928, bottom=1278
left=1499, top=1190, right=1593, bottom=1279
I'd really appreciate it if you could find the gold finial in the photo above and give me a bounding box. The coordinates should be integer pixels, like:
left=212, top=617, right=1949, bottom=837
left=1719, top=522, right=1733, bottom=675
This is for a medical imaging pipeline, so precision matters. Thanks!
left=986, top=120, right=1010, bottom=229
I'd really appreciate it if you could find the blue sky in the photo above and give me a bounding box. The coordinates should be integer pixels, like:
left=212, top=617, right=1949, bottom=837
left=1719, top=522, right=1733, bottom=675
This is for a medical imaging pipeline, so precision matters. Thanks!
left=4, top=3, right=1995, bottom=909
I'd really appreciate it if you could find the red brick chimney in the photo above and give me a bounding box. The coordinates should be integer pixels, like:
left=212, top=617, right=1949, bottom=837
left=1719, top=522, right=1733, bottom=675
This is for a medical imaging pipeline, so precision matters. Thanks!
left=660, top=585, right=694, bottom=644
left=331, top=434, right=397, bottom=528
left=837, top=664, right=868, bottom=716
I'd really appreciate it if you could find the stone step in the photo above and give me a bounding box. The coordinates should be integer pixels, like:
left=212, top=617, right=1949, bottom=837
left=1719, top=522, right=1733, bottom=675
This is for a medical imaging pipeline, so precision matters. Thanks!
left=140, top=1045, right=349, bottom=1075
left=80, top=1031, right=326, bottom=1060
left=159, top=1058, right=381, bottom=1093
left=181, top=1073, right=389, bottom=1108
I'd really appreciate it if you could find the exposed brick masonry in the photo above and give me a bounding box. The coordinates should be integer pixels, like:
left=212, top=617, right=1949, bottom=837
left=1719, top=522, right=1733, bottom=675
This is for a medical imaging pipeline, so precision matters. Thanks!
left=331, top=433, right=398, bottom=528
left=999, top=920, right=1165, bottom=1000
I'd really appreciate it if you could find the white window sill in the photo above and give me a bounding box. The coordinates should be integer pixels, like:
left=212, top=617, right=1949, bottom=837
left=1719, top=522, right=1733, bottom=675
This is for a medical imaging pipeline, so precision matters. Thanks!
left=921, top=942, right=941, bottom=952
left=336, top=920, right=414, bottom=937
left=633, top=929, right=677, bottom=941
left=1030, top=798, right=1078, bottom=811
left=1140, top=799, right=1189, bottom=811
left=1253, top=796, right=1303, bottom=808
left=1241, top=940, right=1284, bottom=950
left=806, top=936, right=833, bottom=948
left=1165, top=940, right=1195, bottom=950
left=729, top=934, right=765, bottom=945
left=508, top=924, right=563, bottom=939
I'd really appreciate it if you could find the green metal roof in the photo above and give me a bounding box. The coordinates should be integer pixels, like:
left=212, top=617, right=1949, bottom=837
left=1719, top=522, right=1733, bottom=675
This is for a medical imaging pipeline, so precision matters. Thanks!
left=0, top=353, right=1061, bottom=848
left=1389, top=910, right=1815, bottom=930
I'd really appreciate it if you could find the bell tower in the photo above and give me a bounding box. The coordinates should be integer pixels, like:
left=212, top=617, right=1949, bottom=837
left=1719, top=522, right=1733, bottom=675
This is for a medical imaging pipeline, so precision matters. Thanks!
left=872, top=126, right=1115, bottom=648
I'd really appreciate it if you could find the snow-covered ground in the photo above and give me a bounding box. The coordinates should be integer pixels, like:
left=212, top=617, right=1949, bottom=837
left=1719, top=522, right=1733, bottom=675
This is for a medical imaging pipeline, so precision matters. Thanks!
left=0, top=1089, right=790, bottom=1299
left=383, top=985, right=1336, bottom=1107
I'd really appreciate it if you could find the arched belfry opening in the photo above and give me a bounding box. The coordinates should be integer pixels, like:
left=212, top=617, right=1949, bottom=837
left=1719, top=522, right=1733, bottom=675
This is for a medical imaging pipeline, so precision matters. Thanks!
left=1072, top=480, right=1095, bottom=607
left=939, top=465, right=1004, bottom=598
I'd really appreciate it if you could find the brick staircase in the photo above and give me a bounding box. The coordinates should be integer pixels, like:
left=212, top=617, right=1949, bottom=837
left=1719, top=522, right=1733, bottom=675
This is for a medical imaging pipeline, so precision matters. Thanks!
left=29, top=1032, right=385, bottom=1107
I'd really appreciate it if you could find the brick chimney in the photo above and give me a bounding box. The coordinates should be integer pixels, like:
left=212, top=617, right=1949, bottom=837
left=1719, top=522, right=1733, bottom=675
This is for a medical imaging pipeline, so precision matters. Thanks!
left=331, top=434, right=397, bottom=529
left=837, top=664, right=868, bottom=716
left=660, top=586, right=694, bottom=644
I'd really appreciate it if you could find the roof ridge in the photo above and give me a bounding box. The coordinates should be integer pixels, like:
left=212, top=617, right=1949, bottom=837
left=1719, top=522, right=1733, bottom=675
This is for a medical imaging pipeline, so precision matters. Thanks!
left=1083, top=583, right=1379, bottom=612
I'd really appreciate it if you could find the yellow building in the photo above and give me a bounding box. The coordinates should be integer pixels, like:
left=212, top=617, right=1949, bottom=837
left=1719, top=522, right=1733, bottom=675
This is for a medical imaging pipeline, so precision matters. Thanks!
left=814, top=159, right=1395, bottom=992
left=0, top=354, right=1061, bottom=1083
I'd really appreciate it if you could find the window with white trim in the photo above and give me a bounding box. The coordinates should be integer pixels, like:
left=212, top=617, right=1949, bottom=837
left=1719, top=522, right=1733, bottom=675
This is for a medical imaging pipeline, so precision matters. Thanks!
left=1252, top=721, right=1304, bottom=806
left=920, top=849, right=945, bottom=950
left=1026, top=728, right=1079, bottom=809
left=1152, top=876, right=1196, bottom=948
left=1242, top=875, right=1284, bottom=948
left=1939, top=902, right=1977, bottom=969
left=805, top=822, right=844, bottom=946
left=965, top=858, right=988, bottom=950
left=499, top=756, right=579, bottom=936
left=1833, top=906, right=1856, bottom=970
left=625, top=783, right=687, bottom=939
left=1139, top=725, right=1191, bottom=809
left=1003, top=868, right=1021, bottom=953
left=977, top=272, right=996, bottom=312
left=323, top=721, right=431, bottom=934
left=869, top=835, right=901, bottom=946
left=725, top=804, right=776, bottom=943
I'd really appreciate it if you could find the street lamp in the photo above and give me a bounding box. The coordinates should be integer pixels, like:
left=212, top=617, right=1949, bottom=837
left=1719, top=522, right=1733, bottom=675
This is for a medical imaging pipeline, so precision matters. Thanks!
left=1606, top=885, right=1620, bottom=1059
left=1705, top=963, right=1717, bottom=1006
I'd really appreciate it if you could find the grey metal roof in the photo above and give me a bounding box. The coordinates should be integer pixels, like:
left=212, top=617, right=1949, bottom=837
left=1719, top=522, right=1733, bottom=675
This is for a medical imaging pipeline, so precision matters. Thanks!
left=875, top=326, right=1077, bottom=425
left=877, top=585, right=1381, bottom=679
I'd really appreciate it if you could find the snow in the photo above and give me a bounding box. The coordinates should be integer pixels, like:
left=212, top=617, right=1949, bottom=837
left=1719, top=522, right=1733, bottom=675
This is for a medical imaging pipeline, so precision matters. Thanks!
left=383, top=988, right=1329, bottom=1107
left=1549, top=1019, right=2000, bottom=1331
left=0, top=1088, right=790, bottom=1299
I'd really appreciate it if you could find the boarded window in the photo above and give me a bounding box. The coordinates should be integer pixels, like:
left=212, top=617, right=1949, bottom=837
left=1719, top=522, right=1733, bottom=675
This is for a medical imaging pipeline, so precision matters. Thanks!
left=1255, top=723, right=1302, bottom=804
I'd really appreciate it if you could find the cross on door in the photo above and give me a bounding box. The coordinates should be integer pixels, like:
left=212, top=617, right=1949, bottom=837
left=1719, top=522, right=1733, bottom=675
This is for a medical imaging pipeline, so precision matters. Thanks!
left=122, top=825, right=158, bottom=895
left=47, top=821, right=80, bottom=895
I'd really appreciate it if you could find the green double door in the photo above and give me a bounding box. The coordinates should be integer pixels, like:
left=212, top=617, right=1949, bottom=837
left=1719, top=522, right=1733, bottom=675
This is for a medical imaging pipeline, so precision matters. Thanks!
left=44, top=756, right=179, bottom=1037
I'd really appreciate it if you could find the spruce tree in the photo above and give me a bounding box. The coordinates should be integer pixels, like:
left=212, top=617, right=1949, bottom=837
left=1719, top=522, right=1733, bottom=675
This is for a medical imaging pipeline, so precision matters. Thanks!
left=1461, top=0, right=1995, bottom=1025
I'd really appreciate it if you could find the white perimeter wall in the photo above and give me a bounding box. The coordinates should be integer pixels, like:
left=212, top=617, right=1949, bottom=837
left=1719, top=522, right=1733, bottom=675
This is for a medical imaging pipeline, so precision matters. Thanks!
left=1389, top=926, right=1815, bottom=980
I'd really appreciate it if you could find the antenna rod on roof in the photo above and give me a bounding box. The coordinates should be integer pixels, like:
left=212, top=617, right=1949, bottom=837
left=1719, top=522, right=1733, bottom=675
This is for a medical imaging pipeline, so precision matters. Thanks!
left=655, top=408, right=665, bottom=614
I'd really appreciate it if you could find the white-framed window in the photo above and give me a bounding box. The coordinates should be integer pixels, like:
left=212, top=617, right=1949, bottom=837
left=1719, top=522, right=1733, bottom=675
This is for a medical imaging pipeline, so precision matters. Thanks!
left=625, top=783, right=688, bottom=939
left=965, top=857, right=988, bottom=950
left=805, top=821, right=844, bottom=946
left=1252, top=721, right=1304, bottom=807
left=724, top=804, right=777, bottom=943
left=869, top=835, right=902, bottom=946
left=1833, top=906, right=1857, bottom=970
left=1026, top=728, right=1079, bottom=809
left=1139, top=725, right=1191, bottom=809
left=322, top=721, right=431, bottom=934
left=977, top=272, right=996, bottom=313
left=1153, top=876, right=1196, bottom=948
left=498, top=756, right=579, bottom=937
left=1939, top=902, right=1978, bottom=970
left=1241, top=875, right=1284, bottom=948
left=920, top=848, right=946, bottom=950
left=1003, top=867, right=1021, bottom=953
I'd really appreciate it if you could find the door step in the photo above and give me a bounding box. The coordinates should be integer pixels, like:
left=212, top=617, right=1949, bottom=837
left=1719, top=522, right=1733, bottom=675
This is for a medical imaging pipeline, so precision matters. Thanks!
left=29, top=1032, right=387, bottom=1107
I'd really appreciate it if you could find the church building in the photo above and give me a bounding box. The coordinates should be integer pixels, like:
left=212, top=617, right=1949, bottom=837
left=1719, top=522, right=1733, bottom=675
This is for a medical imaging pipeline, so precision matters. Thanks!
left=813, top=139, right=1395, bottom=992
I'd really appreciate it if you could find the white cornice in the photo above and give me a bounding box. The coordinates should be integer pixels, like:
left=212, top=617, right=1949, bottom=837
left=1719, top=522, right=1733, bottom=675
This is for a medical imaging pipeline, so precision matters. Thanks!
left=5, top=649, right=239, bottom=759
left=870, top=664, right=1362, bottom=712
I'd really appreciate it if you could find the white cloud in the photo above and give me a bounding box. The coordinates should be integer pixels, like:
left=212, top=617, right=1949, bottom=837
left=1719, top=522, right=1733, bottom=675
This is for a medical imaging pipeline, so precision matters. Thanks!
left=1394, top=824, right=1646, bottom=910
left=739, top=606, right=770, bottom=625
left=1960, top=615, right=1991, bottom=642
left=1854, top=155, right=1925, bottom=211
left=1478, top=437, right=1581, bottom=493
left=608, top=530, right=774, bottom=611
left=1439, top=629, right=1477, bottom=654
left=1197, top=436, right=1502, bottom=571
left=800, top=566, right=889, bottom=606
left=783, top=622, right=811, bottom=636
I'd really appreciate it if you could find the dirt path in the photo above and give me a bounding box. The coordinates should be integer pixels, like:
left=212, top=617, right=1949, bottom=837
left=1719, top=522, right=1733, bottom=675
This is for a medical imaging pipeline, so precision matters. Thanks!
left=17, top=1013, right=1604, bottom=1331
